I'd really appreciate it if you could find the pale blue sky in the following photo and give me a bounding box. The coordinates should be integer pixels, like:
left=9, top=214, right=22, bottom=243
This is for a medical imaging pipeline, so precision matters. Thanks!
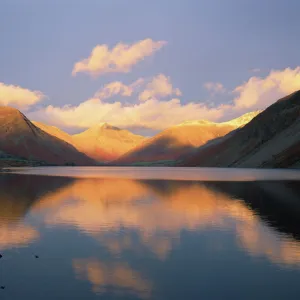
left=1, top=0, right=300, bottom=134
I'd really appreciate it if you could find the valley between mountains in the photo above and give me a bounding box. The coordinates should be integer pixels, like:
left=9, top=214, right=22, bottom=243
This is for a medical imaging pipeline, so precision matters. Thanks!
left=1, top=90, right=300, bottom=168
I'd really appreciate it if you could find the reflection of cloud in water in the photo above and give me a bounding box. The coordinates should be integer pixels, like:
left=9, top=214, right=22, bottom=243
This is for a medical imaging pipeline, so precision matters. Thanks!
left=237, top=221, right=300, bottom=266
left=32, top=178, right=300, bottom=266
left=73, top=258, right=151, bottom=298
left=42, top=182, right=245, bottom=232
left=0, top=224, right=39, bottom=250
left=95, top=233, right=175, bottom=261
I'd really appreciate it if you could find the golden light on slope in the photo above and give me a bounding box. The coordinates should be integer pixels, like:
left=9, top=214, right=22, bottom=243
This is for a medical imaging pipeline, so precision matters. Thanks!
left=33, top=120, right=146, bottom=162
left=32, top=121, right=74, bottom=145
left=72, top=124, right=145, bottom=161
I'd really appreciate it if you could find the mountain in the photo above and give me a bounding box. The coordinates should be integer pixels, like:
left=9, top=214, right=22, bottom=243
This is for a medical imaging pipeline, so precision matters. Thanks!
left=72, top=123, right=146, bottom=162
left=32, top=121, right=74, bottom=145
left=0, top=106, right=94, bottom=165
left=32, top=121, right=145, bottom=162
left=114, top=112, right=259, bottom=165
left=182, top=90, right=300, bottom=168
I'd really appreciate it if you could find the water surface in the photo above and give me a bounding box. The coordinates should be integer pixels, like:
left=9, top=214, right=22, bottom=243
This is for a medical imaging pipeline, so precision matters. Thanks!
left=1, top=167, right=300, bottom=299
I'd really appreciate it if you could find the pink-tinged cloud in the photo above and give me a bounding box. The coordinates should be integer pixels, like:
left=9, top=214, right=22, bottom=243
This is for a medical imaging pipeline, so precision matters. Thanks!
left=94, top=79, right=144, bottom=99
left=72, top=39, right=166, bottom=77
left=203, top=82, right=226, bottom=95
left=28, top=74, right=191, bottom=130
left=28, top=67, right=300, bottom=131
left=233, top=67, right=300, bottom=111
left=139, top=74, right=181, bottom=101
left=0, top=82, right=44, bottom=110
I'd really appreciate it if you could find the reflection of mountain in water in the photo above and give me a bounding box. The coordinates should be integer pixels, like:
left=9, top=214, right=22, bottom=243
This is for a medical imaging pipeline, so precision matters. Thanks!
left=0, top=174, right=74, bottom=220
left=1, top=174, right=300, bottom=265
left=0, top=174, right=74, bottom=249
left=209, top=181, right=300, bottom=240
left=21, top=176, right=300, bottom=266
left=1, top=173, right=300, bottom=296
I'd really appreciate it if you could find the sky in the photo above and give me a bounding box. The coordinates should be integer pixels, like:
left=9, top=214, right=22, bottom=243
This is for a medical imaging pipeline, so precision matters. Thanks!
left=1, top=0, right=300, bottom=135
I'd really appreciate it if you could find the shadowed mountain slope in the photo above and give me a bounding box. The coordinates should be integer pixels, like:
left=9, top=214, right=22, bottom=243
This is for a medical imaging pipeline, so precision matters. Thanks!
left=0, top=106, right=94, bottom=165
left=182, top=90, right=300, bottom=168
left=114, top=112, right=259, bottom=165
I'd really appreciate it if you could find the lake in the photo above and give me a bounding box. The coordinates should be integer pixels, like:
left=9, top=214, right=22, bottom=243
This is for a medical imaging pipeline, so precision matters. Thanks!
left=1, top=167, right=300, bottom=299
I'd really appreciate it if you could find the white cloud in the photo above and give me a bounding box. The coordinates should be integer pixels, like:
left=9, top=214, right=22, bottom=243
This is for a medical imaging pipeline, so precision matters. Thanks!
left=204, top=82, right=226, bottom=95
left=233, top=67, right=300, bottom=111
left=29, top=97, right=225, bottom=130
left=94, top=80, right=144, bottom=99
left=28, top=67, right=300, bottom=131
left=72, top=39, right=166, bottom=77
left=139, top=74, right=181, bottom=101
left=95, top=82, right=133, bottom=99
left=29, top=74, right=191, bottom=130
left=0, top=82, right=44, bottom=110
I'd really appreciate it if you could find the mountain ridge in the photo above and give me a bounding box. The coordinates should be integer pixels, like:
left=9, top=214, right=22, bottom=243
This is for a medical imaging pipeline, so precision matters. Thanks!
left=181, top=90, right=300, bottom=168
left=114, top=111, right=260, bottom=165
left=31, top=120, right=146, bottom=162
left=0, top=106, right=94, bottom=166
left=72, top=123, right=146, bottom=162
left=3, top=92, right=299, bottom=169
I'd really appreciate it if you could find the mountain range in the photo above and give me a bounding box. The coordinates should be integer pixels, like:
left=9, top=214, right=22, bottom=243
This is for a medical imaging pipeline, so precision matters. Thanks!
left=0, top=90, right=300, bottom=168
left=72, top=123, right=145, bottom=162
left=113, top=111, right=259, bottom=165
left=32, top=121, right=145, bottom=162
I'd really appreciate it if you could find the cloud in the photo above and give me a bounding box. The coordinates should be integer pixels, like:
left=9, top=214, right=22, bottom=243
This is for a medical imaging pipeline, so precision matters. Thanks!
left=139, top=74, right=181, bottom=101
left=28, top=66, right=300, bottom=131
left=0, top=82, right=44, bottom=110
left=94, top=74, right=181, bottom=102
left=94, top=79, right=144, bottom=99
left=72, top=39, right=166, bottom=77
left=30, top=98, right=225, bottom=130
left=29, top=74, right=202, bottom=131
left=233, top=67, right=300, bottom=111
left=204, top=82, right=226, bottom=95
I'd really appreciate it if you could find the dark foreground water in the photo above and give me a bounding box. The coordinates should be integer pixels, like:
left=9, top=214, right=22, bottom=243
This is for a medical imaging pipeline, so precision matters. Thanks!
left=1, top=167, right=300, bottom=299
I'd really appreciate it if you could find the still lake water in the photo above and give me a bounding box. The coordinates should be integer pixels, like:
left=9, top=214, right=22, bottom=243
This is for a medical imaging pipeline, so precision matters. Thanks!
left=1, top=167, right=300, bottom=299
